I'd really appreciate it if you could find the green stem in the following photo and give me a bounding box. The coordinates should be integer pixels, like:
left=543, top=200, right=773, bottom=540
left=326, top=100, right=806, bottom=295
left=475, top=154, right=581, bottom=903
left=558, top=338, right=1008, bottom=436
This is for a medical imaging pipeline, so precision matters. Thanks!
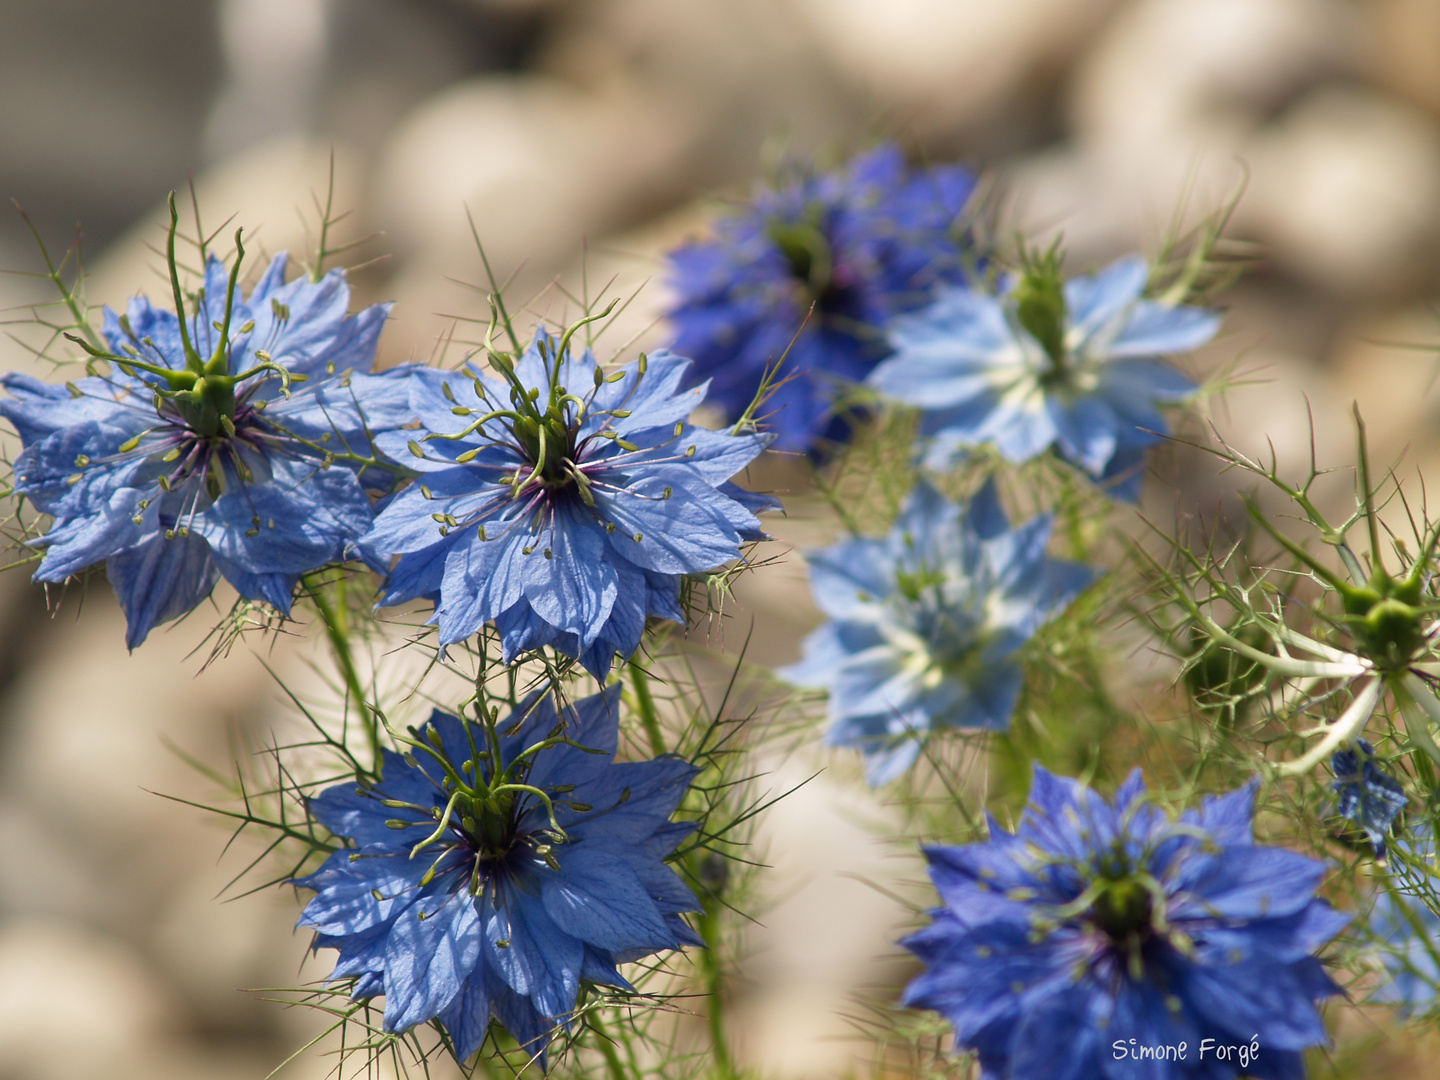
left=697, top=903, right=736, bottom=1080
left=628, top=659, right=667, bottom=757
left=303, top=571, right=380, bottom=769
left=586, top=1013, right=630, bottom=1080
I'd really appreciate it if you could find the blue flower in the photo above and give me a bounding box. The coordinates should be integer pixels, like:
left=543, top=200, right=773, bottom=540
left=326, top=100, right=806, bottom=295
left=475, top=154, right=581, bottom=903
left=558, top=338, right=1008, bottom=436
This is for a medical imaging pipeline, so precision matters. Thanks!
left=1331, top=739, right=1407, bottom=856
left=1369, top=892, right=1440, bottom=1015
left=903, top=767, right=1348, bottom=1080
left=364, top=327, right=774, bottom=680
left=666, top=144, right=976, bottom=453
left=295, top=686, right=703, bottom=1064
left=778, top=480, right=1093, bottom=784
left=0, top=218, right=412, bottom=647
left=1369, top=827, right=1440, bottom=1015
left=868, top=254, right=1220, bottom=500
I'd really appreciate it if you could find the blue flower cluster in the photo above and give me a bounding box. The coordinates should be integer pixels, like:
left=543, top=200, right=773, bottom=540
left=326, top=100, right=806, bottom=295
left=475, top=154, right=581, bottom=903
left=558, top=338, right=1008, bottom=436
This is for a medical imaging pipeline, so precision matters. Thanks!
left=780, top=480, right=1093, bottom=784
left=870, top=255, right=1220, bottom=500
left=364, top=328, right=774, bottom=679
left=903, top=767, right=1347, bottom=1079
left=667, top=144, right=976, bottom=452
left=296, top=686, right=702, bottom=1064
left=0, top=238, right=411, bottom=647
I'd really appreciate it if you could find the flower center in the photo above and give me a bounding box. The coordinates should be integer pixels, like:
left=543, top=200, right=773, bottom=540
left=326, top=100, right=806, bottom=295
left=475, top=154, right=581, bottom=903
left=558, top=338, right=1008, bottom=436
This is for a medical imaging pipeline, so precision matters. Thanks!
left=511, top=405, right=582, bottom=491
left=767, top=216, right=841, bottom=308
left=458, top=789, right=525, bottom=864
left=894, top=564, right=946, bottom=603
left=1014, top=245, right=1070, bottom=385
left=1343, top=572, right=1428, bottom=672
left=1089, top=876, right=1154, bottom=944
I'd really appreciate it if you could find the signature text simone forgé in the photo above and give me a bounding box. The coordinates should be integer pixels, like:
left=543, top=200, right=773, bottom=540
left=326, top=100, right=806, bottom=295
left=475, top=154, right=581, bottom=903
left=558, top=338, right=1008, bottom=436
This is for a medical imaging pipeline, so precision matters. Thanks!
left=1112, top=1035, right=1261, bottom=1069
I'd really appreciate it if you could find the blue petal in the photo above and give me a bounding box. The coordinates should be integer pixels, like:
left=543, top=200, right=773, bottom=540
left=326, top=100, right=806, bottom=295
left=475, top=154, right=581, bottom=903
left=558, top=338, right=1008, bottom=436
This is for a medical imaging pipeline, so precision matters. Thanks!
left=1005, top=983, right=1107, bottom=1080
left=480, top=887, right=582, bottom=1022
left=105, top=530, right=220, bottom=648
left=383, top=888, right=483, bottom=1032
left=541, top=845, right=676, bottom=953
left=1065, top=257, right=1147, bottom=341
left=1170, top=846, right=1327, bottom=922
left=437, top=974, right=492, bottom=1061
left=435, top=528, right=531, bottom=647
left=521, top=506, right=618, bottom=648
left=198, top=461, right=372, bottom=574
left=1108, top=302, right=1221, bottom=358
left=1178, top=959, right=1329, bottom=1051
left=802, top=538, right=893, bottom=619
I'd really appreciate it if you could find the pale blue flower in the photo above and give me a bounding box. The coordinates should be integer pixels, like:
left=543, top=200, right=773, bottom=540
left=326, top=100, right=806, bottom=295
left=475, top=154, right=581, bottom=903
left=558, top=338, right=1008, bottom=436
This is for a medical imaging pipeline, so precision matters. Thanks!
left=868, top=256, right=1220, bottom=500
left=780, top=480, right=1094, bottom=783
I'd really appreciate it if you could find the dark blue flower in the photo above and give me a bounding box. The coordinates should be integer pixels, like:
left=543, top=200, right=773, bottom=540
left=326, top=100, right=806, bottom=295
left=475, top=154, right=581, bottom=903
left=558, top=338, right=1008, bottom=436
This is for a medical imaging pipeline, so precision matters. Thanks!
left=1331, top=739, right=1407, bottom=856
left=666, top=144, right=976, bottom=453
left=295, top=685, right=702, bottom=1064
left=868, top=255, right=1220, bottom=500
left=903, top=767, right=1348, bottom=1080
left=364, top=328, right=774, bottom=680
left=779, top=480, right=1093, bottom=784
left=0, top=224, right=412, bottom=647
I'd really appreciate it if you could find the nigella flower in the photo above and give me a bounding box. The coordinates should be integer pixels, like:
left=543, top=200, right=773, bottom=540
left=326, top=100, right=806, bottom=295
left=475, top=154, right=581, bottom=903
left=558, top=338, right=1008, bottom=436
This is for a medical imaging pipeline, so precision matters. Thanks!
left=364, top=325, right=774, bottom=680
left=1368, top=827, right=1440, bottom=1014
left=295, top=686, right=702, bottom=1064
left=1331, top=739, right=1407, bottom=856
left=0, top=204, right=412, bottom=647
left=778, top=480, right=1094, bottom=784
left=666, top=144, right=976, bottom=452
left=868, top=251, right=1221, bottom=500
left=903, top=766, right=1347, bottom=1079
left=1369, top=893, right=1440, bottom=1015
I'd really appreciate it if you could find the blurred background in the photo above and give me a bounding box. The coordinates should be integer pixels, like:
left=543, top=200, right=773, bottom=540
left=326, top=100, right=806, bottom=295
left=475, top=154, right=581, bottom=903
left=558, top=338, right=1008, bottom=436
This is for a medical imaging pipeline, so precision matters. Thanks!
left=5, top=0, right=1440, bottom=1077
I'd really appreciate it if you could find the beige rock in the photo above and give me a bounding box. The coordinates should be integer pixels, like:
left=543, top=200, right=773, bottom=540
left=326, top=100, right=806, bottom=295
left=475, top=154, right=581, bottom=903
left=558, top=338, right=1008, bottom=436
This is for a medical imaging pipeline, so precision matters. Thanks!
left=0, top=589, right=283, bottom=863
left=1369, top=0, right=1440, bottom=116
left=538, top=0, right=856, bottom=183
left=1331, top=305, right=1440, bottom=462
left=728, top=757, right=917, bottom=1079
left=87, top=136, right=367, bottom=314
left=1202, top=345, right=1352, bottom=510
left=150, top=870, right=314, bottom=1032
left=1072, top=0, right=1359, bottom=147
left=787, top=0, right=1121, bottom=139
left=0, top=918, right=170, bottom=1076
left=371, top=74, right=697, bottom=365
left=1010, top=0, right=1359, bottom=264
left=1242, top=88, right=1440, bottom=295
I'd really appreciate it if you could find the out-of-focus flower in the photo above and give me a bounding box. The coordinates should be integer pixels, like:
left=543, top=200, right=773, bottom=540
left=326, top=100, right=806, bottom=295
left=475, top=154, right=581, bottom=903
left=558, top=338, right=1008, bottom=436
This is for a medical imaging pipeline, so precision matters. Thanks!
left=296, top=686, right=702, bottom=1064
left=903, top=767, right=1347, bottom=1079
left=779, top=480, right=1093, bottom=784
left=1369, top=827, right=1440, bottom=1015
left=0, top=214, right=410, bottom=647
left=666, top=144, right=976, bottom=453
left=1332, top=738, right=1407, bottom=856
left=869, top=253, right=1220, bottom=500
left=365, top=327, right=774, bottom=679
